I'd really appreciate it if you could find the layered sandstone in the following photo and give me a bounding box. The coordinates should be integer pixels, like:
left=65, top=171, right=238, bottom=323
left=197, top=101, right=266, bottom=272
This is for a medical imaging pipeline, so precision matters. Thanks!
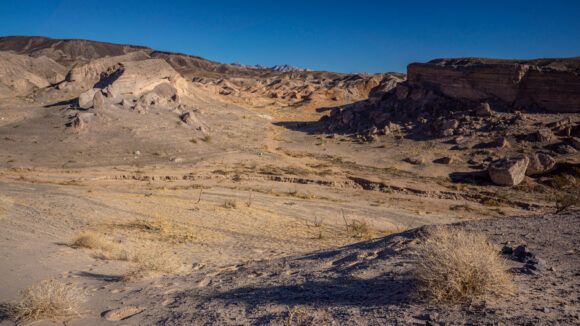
left=407, top=57, right=580, bottom=113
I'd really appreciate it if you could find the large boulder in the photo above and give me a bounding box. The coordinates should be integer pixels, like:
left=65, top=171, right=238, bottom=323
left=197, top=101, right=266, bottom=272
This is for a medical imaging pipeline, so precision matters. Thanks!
left=525, top=153, right=556, bottom=176
left=488, top=156, right=529, bottom=186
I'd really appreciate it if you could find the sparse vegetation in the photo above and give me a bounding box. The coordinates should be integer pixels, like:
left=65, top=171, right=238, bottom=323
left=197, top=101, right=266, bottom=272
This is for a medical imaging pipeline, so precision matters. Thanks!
left=345, top=219, right=375, bottom=240
left=411, top=226, right=513, bottom=303
left=128, top=242, right=183, bottom=277
left=72, top=231, right=117, bottom=252
left=224, top=199, right=238, bottom=208
left=111, top=218, right=195, bottom=244
left=7, top=279, right=85, bottom=323
left=72, top=231, right=128, bottom=260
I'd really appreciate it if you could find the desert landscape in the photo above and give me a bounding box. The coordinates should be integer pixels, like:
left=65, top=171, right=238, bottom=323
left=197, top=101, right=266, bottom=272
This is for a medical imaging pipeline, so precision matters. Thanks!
left=0, top=35, right=578, bottom=325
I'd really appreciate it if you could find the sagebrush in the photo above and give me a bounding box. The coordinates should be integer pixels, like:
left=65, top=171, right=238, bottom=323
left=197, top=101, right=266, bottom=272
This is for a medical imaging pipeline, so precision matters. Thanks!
left=8, top=279, right=85, bottom=322
left=411, top=226, right=513, bottom=303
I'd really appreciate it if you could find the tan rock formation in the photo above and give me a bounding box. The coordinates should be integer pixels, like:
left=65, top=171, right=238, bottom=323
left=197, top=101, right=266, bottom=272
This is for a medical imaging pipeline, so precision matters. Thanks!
left=407, top=57, right=580, bottom=112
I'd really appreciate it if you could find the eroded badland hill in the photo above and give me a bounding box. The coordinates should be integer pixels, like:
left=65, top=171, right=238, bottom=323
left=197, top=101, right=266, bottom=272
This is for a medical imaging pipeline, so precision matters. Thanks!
left=0, top=36, right=578, bottom=325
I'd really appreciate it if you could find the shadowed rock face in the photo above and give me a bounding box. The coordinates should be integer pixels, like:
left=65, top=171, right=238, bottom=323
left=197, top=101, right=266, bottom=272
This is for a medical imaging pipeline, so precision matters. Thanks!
left=407, top=57, right=580, bottom=113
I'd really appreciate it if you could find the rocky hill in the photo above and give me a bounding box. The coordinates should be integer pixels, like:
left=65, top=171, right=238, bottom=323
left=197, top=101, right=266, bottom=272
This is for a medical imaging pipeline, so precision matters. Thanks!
left=0, top=36, right=393, bottom=109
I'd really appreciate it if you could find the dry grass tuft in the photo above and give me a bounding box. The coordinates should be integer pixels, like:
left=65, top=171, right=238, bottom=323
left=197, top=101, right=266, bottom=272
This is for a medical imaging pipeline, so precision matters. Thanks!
left=72, top=231, right=117, bottom=252
left=72, top=231, right=128, bottom=260
left=127, top=242, right=183, bottom=278
left=411, top=226, right=513, bottom=303
left=8, top=279, right=85, bottom=323
left=345, top=219, right=376, bottom=240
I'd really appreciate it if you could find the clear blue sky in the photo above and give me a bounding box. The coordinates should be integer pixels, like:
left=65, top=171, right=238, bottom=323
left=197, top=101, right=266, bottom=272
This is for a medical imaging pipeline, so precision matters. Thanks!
left=1, top=0, right=579, bottom=73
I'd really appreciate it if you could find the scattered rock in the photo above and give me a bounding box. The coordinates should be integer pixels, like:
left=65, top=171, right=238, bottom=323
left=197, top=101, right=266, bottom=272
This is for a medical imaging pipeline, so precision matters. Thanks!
left=133, top=103, right=147, bottom=114
left=93, top=90, right=105, bottom=110
left=170, top=157, right=185, bottom=163
left=454, top=136, right=469, bottom=145
left=543, top=307, right=550, bottom=313
left=134, top=150, right=141, bottom=156
left=122, top=98, right=133, bottom=109
left=69, top=115, right=85, bottom=130
left=102, top=307, right=143, bottom=321
left=492, top=137, right=510, bottom=148
left=405, top=157, right=425, bottom=165
left=569, top=137, right=580, bottom=150
left=440, top=156, right=453, bottom=164
left=488, top=156, right=529, bottom=186
left=555, top=144, right=577, bottom=155
left=525, top=153, right=556, bottom=176
left=501, top=244, right=513, bottom=255
left=475, top=102, right=493, bottom=116
left=535, top=128, right=554, bottom=142
left=513, top=245, right=534, bottom=262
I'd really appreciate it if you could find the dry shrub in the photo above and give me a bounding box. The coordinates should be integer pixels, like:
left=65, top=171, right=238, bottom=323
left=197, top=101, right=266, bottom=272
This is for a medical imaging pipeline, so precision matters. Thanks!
left=8, top=279, right=85, bottom=323
left=113, top=218, right=195, bottom=244
left=129, top=242, right=183, bottom=276
left=346, top=219, right=376, bottom=240
left=72, top=231, right=128, bottom=260
left=412, top=226, right=512, bottom=303
left=72, top=231, right=117, bottom=252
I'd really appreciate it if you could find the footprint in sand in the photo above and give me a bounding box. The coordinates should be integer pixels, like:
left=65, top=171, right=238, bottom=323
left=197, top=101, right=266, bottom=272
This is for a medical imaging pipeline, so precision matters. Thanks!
left=102, top=306, right=143, bottom=321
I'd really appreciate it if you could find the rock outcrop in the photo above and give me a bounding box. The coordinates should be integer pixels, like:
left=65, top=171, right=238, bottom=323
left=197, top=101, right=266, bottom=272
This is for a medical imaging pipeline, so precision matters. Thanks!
left=0, top=51, right=67, bottom=98
left=407, top=57, right=580, bottom=113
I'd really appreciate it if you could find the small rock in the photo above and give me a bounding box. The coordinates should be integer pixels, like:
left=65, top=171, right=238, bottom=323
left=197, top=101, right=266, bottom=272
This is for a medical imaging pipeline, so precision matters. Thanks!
left=405, top=157, right=425, bottom=165
left=569, top=137, right=580, bottom=150
left=134, top=150, right=141, bottom=156
left=501, top=245, right=513, bottom=255
left=102, top=307, right=143, bottom=321
left=454, top=136, right=469, bottom=144
left=170, top=157, right=184, bottom=163
left=475, top=102, right=493, bottom=116
left=133, top=104, right=147, bottom=114
left=543, top=307, right=550, bottom=313
left=440, top=156, right=453, bottom=164
left=492, top=137, right=510, bottom=148
left=513, top=245, right=534, bottom=262
left=93, top=90, right=105, bottom=110
left=427, top=312, right=439, bottom=321
left=555, top=144, right=577, bottom=155
left=488, top=156, right=529, bottom=186
left=535, top=128, right=554, bottom=142
left=122, top=98, right=133, bottom=109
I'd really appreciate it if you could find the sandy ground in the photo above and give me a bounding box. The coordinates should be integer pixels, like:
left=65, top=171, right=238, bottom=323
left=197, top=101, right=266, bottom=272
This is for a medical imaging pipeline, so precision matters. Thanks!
left=0, top=89, right=577, bottom=325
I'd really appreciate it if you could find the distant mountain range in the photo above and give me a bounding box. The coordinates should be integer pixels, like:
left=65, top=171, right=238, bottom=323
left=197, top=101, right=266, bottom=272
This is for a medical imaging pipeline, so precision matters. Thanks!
left=231, top=62, right=311, bottom=72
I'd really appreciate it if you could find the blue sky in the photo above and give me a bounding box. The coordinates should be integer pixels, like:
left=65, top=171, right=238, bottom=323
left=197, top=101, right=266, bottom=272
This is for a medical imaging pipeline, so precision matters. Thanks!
left=1, top=0, right=579, bottom=73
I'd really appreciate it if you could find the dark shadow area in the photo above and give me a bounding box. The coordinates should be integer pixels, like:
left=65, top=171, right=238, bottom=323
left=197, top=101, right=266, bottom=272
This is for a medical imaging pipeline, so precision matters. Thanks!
left=0, top=303, right=11, bottom=322
left=448, top=171, right=491, bottom=185
left=43, top=98, right=77, bottom=108
left=273, top=120, right=328, bottom=136
left=76, top=271, right=123, bottom=282
left=93, top=67, right=122, bottom=89
left=202, top=274, right=414, bottom=308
